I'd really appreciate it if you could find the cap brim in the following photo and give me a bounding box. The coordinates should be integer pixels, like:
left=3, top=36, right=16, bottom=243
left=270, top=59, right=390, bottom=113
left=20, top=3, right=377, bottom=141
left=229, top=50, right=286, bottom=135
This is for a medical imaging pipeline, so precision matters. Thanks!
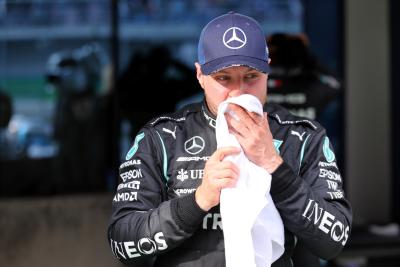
left=200, top=55, right=270, bottom=75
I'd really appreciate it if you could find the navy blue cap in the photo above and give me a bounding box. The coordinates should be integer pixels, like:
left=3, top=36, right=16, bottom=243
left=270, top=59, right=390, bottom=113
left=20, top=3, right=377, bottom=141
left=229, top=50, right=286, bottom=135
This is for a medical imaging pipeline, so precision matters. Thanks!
left=198, top=12, right=270, bottom=75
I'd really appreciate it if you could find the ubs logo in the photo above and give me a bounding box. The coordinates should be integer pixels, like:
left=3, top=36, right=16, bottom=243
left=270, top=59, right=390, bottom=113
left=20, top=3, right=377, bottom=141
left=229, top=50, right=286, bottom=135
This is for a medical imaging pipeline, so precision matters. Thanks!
left=223, top=27, right=247, bottom=49
left=184, top=136, right=205, bottom=155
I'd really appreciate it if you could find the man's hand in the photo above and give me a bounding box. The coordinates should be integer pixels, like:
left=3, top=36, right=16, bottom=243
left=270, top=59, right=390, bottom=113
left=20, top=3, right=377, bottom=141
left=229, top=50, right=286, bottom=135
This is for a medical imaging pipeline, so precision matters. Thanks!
left=195, top=146, right=240, bottom=211
left=225, top=103, right=283, bottom=173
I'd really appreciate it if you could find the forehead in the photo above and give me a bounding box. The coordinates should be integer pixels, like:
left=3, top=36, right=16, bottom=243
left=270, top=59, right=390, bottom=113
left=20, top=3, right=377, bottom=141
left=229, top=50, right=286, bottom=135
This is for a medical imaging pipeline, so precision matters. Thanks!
left=211, top=65, right=260, bottom=75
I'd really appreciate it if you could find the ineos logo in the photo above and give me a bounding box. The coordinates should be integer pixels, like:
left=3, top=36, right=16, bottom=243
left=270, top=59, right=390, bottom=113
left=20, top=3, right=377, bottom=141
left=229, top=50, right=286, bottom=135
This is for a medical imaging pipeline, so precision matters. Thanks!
left=223, top=27, right=247, bottom=49
left=137, top=238, right=157, bottom=255
left=184, top=136, right=205, bottom=155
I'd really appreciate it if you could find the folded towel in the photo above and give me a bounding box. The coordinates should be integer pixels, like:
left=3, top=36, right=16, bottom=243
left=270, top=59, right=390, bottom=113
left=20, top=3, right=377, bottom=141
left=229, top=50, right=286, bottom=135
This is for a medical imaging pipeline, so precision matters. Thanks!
left=216, top=94, right=285, bottom=267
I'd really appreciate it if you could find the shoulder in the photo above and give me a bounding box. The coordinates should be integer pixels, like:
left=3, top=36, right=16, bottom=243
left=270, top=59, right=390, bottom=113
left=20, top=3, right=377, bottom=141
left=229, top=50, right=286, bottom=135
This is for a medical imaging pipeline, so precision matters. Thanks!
left=145, top=102, right=202, bottom=129
left=266, top=103, right=322, bottom=132
left=129, top=102, right=203, bottom=158
left=266, top=103, right=330, bottom=171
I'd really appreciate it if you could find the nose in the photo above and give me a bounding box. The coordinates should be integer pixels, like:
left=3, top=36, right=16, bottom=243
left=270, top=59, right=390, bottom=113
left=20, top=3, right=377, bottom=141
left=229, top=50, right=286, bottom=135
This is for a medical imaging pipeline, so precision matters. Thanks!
left=228, top=89, right=242, bottom=98
left=228, top=80, right=245, bottom=98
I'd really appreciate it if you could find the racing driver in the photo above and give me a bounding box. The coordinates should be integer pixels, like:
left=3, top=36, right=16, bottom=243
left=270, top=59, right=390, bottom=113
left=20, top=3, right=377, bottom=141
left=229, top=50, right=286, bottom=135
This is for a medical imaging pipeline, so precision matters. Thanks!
left=107, top=12, right=352, bottom=267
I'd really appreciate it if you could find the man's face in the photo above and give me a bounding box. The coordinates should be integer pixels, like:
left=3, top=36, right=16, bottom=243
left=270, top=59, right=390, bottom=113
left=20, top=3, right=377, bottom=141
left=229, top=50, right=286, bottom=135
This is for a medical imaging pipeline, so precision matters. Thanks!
left=195, top=63, right=268, bottom=116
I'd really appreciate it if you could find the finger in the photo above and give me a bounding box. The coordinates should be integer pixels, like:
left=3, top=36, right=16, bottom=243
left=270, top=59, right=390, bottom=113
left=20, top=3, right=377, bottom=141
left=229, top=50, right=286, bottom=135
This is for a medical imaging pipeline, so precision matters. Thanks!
left=218, top=160, right=240, bottom=176
left=215, top=168, right=239, bottom=181
left=214, top=176, right=238, bottom=189
left=225, top=113, right=247, bottom=137
left=248, top=111, right=264, bottom=125
left=227, top=104, right=250, bottom=124
left=210, top=146, right=241, bottom=162
left=226, top=105, right=260, bottom=131
left=263, top=112, right=272, bottom=131
left=263, top=112, right=269, bottom=122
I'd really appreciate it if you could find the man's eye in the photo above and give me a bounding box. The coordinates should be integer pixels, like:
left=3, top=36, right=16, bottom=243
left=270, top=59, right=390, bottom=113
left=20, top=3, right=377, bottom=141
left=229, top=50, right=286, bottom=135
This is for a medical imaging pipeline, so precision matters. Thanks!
left=245, top=73, right=258, bottom=79
left=215, top=76, right=229, bottom=81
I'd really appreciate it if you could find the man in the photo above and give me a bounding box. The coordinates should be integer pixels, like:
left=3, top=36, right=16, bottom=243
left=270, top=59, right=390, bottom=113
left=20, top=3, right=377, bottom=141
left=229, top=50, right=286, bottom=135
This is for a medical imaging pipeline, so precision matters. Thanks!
left=108, top=12, right=352, bottom=267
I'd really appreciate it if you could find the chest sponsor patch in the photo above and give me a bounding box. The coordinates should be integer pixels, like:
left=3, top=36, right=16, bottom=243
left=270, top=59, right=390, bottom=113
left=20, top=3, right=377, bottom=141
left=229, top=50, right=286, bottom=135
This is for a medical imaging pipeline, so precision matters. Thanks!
left=273, top=139, right=283, bottom=154
left=126, top=132, right=145, bottom=160
left=323, top=137, right=335, bottom=162
left=176, top=169, right=204, bottom=181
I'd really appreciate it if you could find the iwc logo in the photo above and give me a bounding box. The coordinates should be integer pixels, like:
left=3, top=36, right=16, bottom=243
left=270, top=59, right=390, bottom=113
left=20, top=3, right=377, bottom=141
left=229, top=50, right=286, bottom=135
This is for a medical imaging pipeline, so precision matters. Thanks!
left=223, top=27, right=247, bottom=49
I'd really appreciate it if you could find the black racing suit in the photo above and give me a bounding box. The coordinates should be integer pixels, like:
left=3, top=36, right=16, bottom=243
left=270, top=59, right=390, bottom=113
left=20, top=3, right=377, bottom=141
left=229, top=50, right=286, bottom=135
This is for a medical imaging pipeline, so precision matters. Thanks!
left=107, top=101, right=352, bottom=267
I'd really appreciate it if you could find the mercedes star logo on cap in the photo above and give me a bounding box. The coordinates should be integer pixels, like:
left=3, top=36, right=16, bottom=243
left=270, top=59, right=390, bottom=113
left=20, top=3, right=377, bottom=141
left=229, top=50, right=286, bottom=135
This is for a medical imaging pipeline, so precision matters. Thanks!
left=184, top=136, right=205, bottom=155
left=223, top=27, right=247, bottom=49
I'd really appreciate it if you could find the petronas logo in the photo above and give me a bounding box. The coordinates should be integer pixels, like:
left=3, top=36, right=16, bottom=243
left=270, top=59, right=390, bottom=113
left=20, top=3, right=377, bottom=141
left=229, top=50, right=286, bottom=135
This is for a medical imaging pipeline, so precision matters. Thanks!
left=126, top=132, right=145, bottom=160
left=273, top=139, right=283, bottom=154
left=323, top=137, right=335, bottom=163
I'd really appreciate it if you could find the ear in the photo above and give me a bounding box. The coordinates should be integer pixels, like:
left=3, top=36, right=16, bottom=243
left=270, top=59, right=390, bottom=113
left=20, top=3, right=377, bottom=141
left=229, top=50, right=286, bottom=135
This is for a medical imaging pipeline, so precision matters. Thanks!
left=194, top=62, right=205, bottom=89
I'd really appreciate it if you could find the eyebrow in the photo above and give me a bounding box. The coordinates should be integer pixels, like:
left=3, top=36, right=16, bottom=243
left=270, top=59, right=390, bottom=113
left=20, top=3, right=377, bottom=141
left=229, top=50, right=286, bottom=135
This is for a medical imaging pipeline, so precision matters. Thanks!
left=215, top=67, right=256, bottom=74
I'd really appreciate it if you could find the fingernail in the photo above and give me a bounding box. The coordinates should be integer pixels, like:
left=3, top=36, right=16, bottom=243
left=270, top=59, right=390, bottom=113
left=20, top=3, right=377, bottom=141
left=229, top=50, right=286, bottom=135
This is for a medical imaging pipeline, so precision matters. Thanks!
left=228, top=110, right=240, bottom=122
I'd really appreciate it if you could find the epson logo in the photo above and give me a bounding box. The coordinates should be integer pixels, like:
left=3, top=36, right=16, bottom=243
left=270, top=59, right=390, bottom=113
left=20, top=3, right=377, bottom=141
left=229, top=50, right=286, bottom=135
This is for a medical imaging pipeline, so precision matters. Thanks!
left=302, top=199, right=349, bottom=245
left=117, top=181, right=140, bottom=191
left=110, top=232, right=168, bottom=259
left=120, top=169, right=143, bottom=182
left=319, top=168, right=342, bottom=182
left=113, top=192, right=137, bottom=202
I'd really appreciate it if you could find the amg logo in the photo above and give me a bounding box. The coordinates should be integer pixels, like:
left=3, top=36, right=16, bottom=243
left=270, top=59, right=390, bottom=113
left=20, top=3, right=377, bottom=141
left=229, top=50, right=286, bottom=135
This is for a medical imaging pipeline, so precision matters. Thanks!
left=302, top=199, right=349, bottom=245
left=113, top=192, right=137, bottom=202
left=177, top=156, right=210, bottom=162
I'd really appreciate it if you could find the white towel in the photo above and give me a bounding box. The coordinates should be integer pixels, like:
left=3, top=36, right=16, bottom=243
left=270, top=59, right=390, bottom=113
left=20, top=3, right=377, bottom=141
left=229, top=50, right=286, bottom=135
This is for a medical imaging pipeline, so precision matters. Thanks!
left=216, top=94, right=285, bottom=267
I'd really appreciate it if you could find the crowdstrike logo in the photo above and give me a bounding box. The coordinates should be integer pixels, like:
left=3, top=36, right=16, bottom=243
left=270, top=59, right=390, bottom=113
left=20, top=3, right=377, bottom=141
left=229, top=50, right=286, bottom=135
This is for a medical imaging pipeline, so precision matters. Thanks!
left=173, top=188, right=196, bottom=197
left=223, top=27, right=247, bottom=49
left=184, top=136, right=205, bottom=155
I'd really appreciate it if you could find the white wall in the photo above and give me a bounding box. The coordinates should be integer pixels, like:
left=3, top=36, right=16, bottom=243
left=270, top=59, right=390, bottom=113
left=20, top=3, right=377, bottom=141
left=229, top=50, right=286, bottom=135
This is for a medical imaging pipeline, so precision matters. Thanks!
left=345, top=0, right=391, bottom=223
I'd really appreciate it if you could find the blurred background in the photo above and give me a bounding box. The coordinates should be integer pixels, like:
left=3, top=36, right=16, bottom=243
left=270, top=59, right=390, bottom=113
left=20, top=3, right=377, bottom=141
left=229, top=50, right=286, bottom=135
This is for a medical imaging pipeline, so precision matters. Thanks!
left=0, top=0, right=399, bottom=266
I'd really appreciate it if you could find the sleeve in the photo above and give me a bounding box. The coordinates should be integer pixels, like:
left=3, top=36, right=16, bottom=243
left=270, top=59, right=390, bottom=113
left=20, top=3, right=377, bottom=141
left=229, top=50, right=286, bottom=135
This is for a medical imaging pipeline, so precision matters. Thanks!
left=270, top=128, right=352, bottom=260
left=107, top=126, right=207, bottom=266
